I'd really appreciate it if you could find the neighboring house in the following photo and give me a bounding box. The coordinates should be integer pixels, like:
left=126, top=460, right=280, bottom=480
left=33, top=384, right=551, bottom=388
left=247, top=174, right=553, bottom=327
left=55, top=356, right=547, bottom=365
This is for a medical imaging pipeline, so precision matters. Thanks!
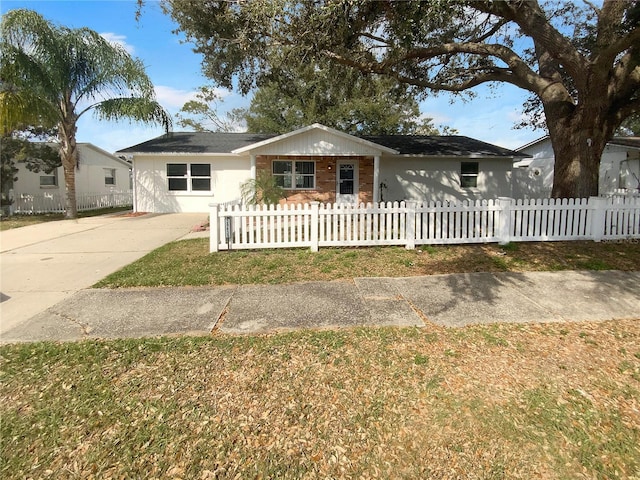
left=117, top=123, right=527, bottom=213
left=513, top=136, right=640, bottom=198
left=10, top=142, right=132, bottom=198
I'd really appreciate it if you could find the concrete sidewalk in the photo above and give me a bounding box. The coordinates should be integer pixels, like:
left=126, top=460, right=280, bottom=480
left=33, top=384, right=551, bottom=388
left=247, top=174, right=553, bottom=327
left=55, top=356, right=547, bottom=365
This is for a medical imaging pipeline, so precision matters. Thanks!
left=0, top=213, right=207, bottom=333
left=2, top=270, right=638, bottom=343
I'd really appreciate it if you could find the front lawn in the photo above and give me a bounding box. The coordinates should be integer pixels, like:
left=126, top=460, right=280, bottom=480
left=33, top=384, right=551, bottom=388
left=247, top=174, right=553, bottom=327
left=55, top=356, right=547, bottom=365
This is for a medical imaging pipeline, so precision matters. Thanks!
left=95, top=239, right=640, bottom=288
left=1, top=320, right=639, bottom=479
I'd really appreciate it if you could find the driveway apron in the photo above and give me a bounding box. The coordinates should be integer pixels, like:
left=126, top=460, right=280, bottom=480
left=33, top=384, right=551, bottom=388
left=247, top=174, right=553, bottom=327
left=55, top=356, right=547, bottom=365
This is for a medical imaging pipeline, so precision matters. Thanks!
left=0, top=213, right=206, bottom=334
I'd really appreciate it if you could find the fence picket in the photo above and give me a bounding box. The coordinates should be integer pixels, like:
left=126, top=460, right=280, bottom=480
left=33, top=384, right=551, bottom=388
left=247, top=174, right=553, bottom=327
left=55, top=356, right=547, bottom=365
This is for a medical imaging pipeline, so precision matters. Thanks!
left=208, top=196, right=640, bottom=252
left=11, top=191, right=132, bottom=215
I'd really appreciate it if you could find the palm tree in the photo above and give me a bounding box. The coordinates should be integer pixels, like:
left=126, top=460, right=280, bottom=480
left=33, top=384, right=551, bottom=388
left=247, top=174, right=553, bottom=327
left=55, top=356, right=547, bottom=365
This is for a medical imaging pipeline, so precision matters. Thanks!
left=0, top=9, right=170, bottom=218
left=240, top=171, right=286, bottom=206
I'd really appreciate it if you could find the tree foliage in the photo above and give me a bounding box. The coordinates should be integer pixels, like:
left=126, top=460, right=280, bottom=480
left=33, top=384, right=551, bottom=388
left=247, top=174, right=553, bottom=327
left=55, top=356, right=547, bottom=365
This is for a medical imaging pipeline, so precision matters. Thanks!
left=176, top=66, right=445, bottom=135
left=239, top=60, right=441, bottom=135
left=158, top=0, right=640, bottom=197
left=175, top=85, right=242, bottom=132
left=618, top=114, right=640, bottom=136
left=1, top=9, right=170, bottom=218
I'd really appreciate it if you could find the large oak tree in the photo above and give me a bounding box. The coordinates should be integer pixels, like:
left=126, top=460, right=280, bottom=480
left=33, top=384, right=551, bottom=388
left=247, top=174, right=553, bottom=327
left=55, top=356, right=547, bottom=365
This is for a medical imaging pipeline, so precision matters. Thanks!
left=158, top=0, right=639, bottom=198
left=1, top=9, right=170, bottom=218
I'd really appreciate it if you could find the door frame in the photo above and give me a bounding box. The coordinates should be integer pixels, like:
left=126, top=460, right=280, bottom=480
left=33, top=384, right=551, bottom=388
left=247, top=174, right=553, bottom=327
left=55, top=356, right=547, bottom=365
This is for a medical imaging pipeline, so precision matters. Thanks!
left=336, top=160, right=359, bottom=204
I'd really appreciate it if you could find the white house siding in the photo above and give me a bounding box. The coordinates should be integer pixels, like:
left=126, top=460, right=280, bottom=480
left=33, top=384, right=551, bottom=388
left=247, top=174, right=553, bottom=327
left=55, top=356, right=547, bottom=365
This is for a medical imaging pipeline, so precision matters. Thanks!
left=514, top=138, right=640, bottom=198
left=11, top=143, right=131, bottom=197
left=133, top=155, right=250, bottom=213
left=379, top=156, right=513, bottom=203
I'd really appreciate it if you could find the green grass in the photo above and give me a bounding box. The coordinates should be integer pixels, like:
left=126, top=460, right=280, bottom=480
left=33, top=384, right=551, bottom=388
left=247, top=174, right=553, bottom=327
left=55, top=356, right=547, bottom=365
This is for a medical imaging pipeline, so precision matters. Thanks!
left=95, top=239, right=640, bottom=288
left=0, top=206, right=132, bottom=231
left=2, top=320, right=639, bottom=479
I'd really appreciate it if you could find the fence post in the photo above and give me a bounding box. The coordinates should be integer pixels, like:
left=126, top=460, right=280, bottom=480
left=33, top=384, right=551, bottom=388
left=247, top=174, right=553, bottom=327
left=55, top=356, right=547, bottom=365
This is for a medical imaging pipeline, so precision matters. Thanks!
left=209, top=203, right=219, bottom=253
left=497, top=197, right=513, bottom=245
left=8, top=189, right=15, bottom=216
left=589, top=196, right=608, bottom=242
left=310, top=201, right=319, bottom=252
left=405, top=201, right=416, bottom=250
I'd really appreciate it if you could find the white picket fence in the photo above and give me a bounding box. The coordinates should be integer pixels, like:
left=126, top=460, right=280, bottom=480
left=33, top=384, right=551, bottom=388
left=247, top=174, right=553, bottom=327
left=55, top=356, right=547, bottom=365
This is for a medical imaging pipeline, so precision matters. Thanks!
left=11, top=191, right=132, bottom=215
left=209, top=197, right=640, bottom=252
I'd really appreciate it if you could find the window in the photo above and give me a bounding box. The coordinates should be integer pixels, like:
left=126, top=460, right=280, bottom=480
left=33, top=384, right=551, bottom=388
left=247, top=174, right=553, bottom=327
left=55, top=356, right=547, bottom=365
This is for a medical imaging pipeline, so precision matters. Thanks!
left=39, top=171, right=57, bottom=187
left=104, top=168, right=116, bottom=186
left=460, top=162, right=479, bottom=188
left=190, top=163, right=211, bottom=191
left=272, top=160, right=315, bottom=189
left=167, top=163, right=211, bottom=192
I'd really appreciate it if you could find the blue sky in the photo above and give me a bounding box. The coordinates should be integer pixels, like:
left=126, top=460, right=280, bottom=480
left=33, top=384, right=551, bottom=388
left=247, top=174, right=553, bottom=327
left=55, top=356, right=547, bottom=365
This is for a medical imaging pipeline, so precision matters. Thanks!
left=2, top=0, right=542, bottom=153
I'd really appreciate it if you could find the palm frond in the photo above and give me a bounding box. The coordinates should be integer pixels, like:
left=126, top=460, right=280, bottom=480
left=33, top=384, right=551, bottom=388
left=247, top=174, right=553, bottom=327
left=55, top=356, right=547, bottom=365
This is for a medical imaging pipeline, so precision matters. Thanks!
left=0, top=84, right=58, bottom=134
left=92, top=97, right=172, bottom=132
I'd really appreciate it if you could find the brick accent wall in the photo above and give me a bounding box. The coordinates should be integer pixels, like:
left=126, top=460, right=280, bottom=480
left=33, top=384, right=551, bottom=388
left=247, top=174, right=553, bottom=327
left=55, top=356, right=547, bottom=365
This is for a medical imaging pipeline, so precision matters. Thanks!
left=359, top=157, right=374, bottom=204
left=257, top=155, right=374, bottom=205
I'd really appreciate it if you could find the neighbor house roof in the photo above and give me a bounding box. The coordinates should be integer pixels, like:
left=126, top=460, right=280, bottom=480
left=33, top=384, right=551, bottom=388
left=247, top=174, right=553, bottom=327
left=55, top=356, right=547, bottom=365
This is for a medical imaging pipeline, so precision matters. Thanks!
left=517, top=135, right=640, bottom=152
left=117, top=128, right=526, bottom=158
left=609, top=137, right=640, bottom=149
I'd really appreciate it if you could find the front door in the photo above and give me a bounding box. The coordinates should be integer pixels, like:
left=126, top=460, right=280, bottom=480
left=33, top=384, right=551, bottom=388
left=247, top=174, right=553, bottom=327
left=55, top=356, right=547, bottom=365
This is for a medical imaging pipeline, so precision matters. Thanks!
left=336, top=161, right=359, bottom=204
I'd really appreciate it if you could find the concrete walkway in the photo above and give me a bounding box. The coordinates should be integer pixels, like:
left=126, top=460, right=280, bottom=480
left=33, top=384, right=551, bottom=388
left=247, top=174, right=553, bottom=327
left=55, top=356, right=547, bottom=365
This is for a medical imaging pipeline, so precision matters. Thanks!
left=2, top=270, right=638, bottom=343
left=0, top=213, right=207, bottom=334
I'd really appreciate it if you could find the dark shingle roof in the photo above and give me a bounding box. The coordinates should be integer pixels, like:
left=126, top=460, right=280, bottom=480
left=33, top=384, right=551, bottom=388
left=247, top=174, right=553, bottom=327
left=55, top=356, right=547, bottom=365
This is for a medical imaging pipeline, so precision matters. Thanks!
left=363, top=135, right=524, bottom=157
left=117, top=132, right=276, bottom=154
left=117, top=131, right=525, bottom=157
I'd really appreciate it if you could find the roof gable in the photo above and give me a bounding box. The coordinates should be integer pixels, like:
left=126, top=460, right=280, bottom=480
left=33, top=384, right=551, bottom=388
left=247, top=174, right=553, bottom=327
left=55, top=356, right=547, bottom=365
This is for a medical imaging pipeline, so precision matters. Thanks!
left=231, top=123, right=398, bottom=156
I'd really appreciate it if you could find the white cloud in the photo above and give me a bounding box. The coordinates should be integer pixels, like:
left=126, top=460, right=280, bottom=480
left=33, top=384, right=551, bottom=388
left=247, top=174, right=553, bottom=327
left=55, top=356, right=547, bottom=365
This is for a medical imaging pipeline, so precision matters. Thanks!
left=420, top=111, right=452, bottom=125
left=100, top=32, right=135, bottom=55
left=153, top=86, right=199, bottom=110
left=154, top=85, right=234, bottom=110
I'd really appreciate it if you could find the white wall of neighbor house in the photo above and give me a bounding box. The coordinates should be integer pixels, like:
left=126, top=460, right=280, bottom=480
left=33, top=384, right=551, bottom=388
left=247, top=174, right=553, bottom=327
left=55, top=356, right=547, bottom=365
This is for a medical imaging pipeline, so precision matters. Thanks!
left=133, top=154, right=251, bottom=213
left=378, top=156, right=513, bottom=203
left=514, top=139, right=640, bottom=198
left=11, top=144, right=131, bottom=196
left=512, top=159, right=554, bottom=199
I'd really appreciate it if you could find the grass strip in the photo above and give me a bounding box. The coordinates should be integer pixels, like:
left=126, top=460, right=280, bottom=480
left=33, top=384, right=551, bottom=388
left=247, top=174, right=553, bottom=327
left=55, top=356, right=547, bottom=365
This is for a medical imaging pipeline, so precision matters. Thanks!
left=2, top=320, right=639, bottom=479
left=95, top=239, right=640, bottom=288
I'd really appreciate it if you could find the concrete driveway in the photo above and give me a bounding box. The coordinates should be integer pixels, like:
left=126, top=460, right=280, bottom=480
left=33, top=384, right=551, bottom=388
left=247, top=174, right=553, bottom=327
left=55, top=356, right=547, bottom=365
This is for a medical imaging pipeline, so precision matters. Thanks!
left=0, top=213, right=206, bottom=334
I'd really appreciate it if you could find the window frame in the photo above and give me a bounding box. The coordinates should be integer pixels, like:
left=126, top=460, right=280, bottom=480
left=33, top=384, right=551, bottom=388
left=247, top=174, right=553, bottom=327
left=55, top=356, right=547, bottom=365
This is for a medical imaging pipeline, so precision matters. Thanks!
left=460, top=161, right=479, bottom=189
left=39, top=170, right=58, bottom=188
left=272, top=159, right=316, bottom=190
left=166, top=162, right=212, bottom=193
left=104, top=168, right=116, bottom=186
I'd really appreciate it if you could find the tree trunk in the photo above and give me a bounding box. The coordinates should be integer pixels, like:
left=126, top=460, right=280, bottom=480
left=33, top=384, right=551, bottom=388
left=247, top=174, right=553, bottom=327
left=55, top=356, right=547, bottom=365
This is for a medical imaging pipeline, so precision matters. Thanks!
left=545, top=87, right=616, bottom=199
left=58, top=107, right=79, bottom=219
left=548, top=125, right=606, bottom=199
